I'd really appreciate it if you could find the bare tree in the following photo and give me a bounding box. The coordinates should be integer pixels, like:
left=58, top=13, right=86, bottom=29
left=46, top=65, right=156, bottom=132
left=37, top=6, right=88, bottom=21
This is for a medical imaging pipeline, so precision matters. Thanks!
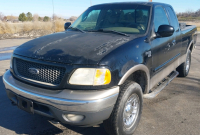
left=196, top=9, right=200, bottom=16
left=176, top=8, right=200, bottom=21
left=0, top=12, right=4, bottom=21
left=69, top=16, right=77, bottom=21
left=33, top=14, right=39, bottom=21
left=52, top=14, right=58, bottom=21
left=7, top=15, right=17, bottom=21
left=185, top=9, right=194, bottom=17
left=3, top=16, right=7, bottom=22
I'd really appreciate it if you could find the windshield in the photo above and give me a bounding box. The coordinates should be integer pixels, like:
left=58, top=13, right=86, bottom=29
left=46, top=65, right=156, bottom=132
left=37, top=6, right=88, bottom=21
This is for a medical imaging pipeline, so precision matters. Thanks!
left=70, top=4, right=151, bottom=34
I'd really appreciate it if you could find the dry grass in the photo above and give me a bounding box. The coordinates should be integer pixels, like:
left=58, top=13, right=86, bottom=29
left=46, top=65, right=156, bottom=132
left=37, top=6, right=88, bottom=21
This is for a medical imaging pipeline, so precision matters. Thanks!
left=1, top=20, right=199, bottom=34
left=182, top=21, right=200, bottom=31
left=184, top=21, right=200, bottom=27
left=0, top=20, right=69, bottom=34
left=54, top=20, right=66, bottom=32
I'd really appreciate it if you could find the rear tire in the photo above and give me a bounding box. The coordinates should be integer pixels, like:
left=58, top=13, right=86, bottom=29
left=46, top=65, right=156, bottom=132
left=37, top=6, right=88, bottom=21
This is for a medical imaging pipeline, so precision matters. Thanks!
left=177, top=50, right=191, bottom=77
left=103, top=81, right=143, bottom=135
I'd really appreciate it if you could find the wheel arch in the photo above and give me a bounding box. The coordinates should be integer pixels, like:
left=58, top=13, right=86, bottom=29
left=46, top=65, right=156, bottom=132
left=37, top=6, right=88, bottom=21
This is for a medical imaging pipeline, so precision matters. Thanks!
left=187, top=40, right=194, bottom=54
left=189, top=43, right=194, bottom=52
left=118, top=64, right=150, bottom=94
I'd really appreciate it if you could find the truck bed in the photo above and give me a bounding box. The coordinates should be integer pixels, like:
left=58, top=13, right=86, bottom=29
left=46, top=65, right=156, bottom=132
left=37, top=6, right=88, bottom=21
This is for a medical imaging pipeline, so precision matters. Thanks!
left=180, top=23, right=197, bottom=45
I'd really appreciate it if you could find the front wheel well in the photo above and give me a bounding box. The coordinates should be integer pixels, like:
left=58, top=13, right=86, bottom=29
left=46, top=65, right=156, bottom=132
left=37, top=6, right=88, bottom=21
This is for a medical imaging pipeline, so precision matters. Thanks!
left=125, top=70, right=148, bottom=93
left=189, top=43, right=194, bottom=52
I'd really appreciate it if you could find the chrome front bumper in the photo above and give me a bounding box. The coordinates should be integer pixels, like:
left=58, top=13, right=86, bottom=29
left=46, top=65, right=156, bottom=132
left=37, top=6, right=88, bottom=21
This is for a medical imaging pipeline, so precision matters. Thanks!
left=3, top=70, right=119, bottom=125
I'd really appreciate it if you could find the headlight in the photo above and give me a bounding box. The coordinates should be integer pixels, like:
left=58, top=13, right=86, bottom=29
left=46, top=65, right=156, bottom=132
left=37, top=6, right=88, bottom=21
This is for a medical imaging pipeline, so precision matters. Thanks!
left=69, top=68, right=111, bottom=85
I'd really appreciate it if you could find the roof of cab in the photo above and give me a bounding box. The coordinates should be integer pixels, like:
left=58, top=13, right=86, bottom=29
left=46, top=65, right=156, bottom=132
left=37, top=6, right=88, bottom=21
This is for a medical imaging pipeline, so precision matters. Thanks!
left=91, top=2, right=171, bottom=7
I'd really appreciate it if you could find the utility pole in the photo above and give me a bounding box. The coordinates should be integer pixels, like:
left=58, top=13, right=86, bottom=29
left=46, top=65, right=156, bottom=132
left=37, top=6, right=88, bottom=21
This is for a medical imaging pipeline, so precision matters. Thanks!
left=52, top=0, right=55, bottom=33
left=90, top=0, right=92, bottom=6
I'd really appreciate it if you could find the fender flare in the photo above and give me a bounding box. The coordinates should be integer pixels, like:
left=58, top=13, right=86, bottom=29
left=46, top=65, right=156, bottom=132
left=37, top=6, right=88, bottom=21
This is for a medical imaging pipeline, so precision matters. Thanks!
left=118, top=64, right=150, bottom=94
left=187, top=40, right=194, bottom=54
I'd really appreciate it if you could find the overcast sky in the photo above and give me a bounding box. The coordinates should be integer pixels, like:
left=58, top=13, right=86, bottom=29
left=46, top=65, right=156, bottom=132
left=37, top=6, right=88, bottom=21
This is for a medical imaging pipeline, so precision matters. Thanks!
left=0, top=0, right=199, bottom=18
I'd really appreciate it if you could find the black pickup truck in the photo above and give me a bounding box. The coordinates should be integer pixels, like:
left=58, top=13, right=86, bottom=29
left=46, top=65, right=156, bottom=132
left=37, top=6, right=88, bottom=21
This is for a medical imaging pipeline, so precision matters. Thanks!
left=3, top=2, right=197, bottom=135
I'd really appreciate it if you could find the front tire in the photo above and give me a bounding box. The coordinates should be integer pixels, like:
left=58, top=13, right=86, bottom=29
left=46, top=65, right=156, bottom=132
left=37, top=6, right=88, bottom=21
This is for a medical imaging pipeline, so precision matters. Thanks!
left=103, top=81, right=143, bottom=135
left=177, top=50, right=191, bottom=77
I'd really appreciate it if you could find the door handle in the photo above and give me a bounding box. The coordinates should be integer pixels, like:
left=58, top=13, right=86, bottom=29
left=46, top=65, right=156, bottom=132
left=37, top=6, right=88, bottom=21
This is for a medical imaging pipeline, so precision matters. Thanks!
left=172, top=40, right=176, bottom=46
left=167, top=43, right=171, bottom=48
left=166, top=43, right=171, bottom=51
left=164, top=43, right=170, bottom=52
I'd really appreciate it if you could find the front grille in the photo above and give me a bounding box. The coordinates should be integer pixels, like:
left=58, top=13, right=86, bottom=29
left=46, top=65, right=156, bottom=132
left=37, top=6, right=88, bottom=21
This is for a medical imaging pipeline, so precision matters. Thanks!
left=14, top=58, right=66, bottom=85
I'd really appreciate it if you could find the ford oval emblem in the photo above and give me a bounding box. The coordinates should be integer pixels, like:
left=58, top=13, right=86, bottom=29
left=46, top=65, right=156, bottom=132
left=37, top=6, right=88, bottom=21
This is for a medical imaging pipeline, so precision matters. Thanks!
left=28, top=68, right=39, bottom=75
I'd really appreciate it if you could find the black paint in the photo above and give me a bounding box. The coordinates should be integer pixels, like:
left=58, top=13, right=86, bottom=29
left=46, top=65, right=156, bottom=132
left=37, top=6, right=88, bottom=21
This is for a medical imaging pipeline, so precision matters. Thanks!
left=11, top=2, right=197, bottom=90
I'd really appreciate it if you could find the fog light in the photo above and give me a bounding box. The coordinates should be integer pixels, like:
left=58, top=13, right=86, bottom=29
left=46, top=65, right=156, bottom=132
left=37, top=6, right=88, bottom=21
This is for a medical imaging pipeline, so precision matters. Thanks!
left=63, top=114, right=85, bottom=122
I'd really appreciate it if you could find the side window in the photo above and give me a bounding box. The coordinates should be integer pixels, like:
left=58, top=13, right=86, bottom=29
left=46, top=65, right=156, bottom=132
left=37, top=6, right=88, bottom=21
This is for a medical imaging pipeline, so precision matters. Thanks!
left=154, top=6, right=169, bottom=32
left=166, top=7, right=179, bottom=31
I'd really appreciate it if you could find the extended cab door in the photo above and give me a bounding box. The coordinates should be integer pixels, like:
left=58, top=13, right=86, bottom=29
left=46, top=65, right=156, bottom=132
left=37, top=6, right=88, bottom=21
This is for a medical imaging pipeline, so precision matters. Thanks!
left=165, top=6, right=182, bottom=62
left=151, top=6, right=176, bottom=74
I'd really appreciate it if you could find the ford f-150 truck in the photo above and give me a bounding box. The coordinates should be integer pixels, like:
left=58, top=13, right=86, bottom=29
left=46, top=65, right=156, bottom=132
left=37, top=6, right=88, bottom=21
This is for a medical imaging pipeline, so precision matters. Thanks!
left=3, top=2, right=197, bottom=135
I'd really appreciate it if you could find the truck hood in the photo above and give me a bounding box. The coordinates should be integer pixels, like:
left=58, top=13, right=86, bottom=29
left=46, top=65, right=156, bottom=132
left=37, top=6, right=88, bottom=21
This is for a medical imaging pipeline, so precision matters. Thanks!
left=14, top=31, right=137, bottom=65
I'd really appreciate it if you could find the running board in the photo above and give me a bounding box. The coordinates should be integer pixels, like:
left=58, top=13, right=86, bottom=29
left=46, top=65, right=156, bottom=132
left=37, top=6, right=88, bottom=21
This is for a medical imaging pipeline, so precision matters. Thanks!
left=143, top=71, right=179, bottom=99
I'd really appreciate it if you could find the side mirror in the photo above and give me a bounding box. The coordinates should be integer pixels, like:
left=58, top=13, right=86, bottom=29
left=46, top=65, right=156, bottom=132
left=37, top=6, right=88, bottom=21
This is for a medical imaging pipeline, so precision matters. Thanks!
left=157, top=25, right=174, bottom=37
left=64, top=22, right=71, bottom=30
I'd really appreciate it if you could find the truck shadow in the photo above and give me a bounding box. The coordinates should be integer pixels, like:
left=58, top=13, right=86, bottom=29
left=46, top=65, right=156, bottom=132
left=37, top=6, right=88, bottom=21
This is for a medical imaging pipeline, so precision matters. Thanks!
left=0, top=75, right=107, bottom=135
left=37, top=123, right=108, bottom=135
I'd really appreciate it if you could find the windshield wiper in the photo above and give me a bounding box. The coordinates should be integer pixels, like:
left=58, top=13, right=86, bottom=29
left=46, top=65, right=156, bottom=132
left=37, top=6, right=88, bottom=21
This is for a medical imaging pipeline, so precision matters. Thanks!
left=88, top=29, right=129, bottom=37
left=68, top=27, right=85, bottom=33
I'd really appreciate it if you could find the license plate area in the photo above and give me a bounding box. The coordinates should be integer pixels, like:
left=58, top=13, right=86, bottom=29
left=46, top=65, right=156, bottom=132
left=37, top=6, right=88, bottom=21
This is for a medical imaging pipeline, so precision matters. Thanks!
left=17, top=96, right=34, bottom=114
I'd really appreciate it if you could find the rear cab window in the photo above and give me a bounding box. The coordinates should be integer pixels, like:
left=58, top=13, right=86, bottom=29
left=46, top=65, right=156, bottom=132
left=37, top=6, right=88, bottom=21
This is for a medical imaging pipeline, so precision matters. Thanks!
left=154, top=6, right=169, bottom=32
left=165, top=6, right=179, bottom=31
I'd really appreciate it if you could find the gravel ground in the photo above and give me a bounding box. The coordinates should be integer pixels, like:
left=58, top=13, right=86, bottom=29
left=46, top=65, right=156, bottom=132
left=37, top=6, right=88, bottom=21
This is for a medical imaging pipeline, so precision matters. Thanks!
left=0, top=35, right=199, bottom=135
